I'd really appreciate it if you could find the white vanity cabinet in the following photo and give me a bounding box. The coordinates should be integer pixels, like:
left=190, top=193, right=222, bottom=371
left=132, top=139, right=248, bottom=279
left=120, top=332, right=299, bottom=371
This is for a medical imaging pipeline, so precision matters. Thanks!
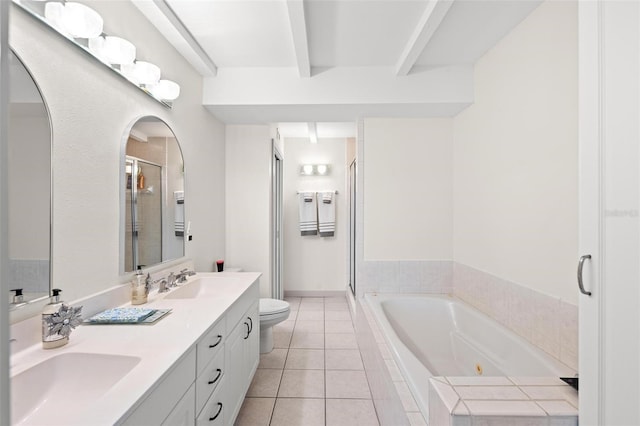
left=119, top=278, right=260, bottom=426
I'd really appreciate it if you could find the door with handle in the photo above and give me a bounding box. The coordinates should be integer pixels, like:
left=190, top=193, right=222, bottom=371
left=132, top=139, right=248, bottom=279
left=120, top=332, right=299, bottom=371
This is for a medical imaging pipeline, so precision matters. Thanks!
left=579, top=1, right=640, bottom=424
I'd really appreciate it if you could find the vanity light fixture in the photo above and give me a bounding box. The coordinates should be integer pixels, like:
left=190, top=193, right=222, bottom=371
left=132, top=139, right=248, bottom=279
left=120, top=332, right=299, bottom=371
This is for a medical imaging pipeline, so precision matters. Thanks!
left=17, top=0, right=182, bottom=107
left=300, top=164, right=331, bottom=176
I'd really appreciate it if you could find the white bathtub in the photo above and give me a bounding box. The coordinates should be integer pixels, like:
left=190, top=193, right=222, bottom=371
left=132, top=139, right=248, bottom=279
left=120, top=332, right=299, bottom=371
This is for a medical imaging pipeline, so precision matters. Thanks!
left=365, top=294, right=576, bottom=421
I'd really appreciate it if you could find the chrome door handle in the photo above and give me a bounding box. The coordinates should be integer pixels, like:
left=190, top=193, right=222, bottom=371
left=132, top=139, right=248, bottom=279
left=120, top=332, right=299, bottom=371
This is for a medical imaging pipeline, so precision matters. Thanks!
left=578, top=254, right=592, bottom=296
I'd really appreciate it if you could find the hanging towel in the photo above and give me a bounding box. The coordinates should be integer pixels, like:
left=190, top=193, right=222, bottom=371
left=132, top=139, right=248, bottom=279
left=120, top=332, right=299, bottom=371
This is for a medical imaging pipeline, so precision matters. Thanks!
left=322, top=192, right=333, bottom=204
left=317, top=192, right=335, bottom=237
left=174, top=191, right=185, bottom=237
left=298, top=192, right=318, bottom=236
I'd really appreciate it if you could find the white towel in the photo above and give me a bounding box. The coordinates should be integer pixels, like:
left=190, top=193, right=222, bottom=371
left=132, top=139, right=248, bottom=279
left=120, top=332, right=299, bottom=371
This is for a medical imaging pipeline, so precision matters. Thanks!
left=298, top=193, right=318, bottom=236
left=317, top=192, right=335, bottom=237
left=174, top=191, right=185, bottom=236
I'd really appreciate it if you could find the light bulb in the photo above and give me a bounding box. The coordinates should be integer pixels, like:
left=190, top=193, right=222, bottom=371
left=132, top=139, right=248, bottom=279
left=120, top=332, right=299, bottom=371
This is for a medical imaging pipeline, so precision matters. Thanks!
left=302, top=165, right=314, bottom=175
left=103, top=36, right=136, bottom=65
left=316, top=165, right=328, bottom=175
left=122, top=61, right=160, bottom=85
left=149, top=80, right=181, bottom=100
left=61, top=2, right=103, bottom=39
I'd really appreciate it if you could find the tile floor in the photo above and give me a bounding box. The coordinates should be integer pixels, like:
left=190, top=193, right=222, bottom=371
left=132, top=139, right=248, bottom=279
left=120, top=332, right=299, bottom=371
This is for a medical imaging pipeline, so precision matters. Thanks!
left=234, top=296, right=381, bottom=426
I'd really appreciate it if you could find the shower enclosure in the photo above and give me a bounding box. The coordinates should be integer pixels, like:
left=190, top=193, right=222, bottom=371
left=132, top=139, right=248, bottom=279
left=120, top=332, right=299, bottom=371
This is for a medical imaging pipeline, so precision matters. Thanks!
left=125, top=157, right=162, bottom=271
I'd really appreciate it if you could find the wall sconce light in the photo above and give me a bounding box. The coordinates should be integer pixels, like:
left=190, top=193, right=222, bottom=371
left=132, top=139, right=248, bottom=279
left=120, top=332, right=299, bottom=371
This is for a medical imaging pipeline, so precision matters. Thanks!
left=300, top=164, right=331, bottom=176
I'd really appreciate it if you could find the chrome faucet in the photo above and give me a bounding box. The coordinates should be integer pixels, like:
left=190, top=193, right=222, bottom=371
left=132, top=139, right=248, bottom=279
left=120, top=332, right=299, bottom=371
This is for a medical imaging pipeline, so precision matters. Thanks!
left=157, top=279, right=169, bottom=293
left=167, top=272, right=177, bottom=288
left=176, top=269, right=196, bottom=283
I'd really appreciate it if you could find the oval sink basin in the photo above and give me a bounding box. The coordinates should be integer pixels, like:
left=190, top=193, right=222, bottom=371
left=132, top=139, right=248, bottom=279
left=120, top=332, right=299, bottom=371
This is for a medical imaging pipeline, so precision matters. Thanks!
left=163, top=277, right=245, bottom=299
left=11, top=352, right=141, bottom=425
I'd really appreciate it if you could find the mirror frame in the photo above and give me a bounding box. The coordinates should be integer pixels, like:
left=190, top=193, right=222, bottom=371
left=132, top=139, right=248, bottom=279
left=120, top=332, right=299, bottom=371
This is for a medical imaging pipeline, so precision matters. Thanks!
left=119, top=116, right=187, bottom=276
left=8, top=48, right=53, bottom=317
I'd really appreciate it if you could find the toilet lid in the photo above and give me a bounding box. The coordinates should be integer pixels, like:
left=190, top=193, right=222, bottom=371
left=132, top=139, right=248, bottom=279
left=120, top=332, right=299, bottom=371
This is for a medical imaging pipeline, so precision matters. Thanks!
left=260, top=298, right=290, bottom=315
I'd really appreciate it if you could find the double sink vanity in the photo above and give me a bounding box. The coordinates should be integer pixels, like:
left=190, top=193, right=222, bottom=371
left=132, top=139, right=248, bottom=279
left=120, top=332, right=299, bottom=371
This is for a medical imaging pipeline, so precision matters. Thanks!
left=10, top=272, right=260, bottom=426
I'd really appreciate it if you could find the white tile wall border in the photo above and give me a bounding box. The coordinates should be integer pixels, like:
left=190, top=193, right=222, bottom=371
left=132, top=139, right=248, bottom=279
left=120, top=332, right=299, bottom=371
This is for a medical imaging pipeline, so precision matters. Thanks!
left=356, top=260, right=453, bottom=299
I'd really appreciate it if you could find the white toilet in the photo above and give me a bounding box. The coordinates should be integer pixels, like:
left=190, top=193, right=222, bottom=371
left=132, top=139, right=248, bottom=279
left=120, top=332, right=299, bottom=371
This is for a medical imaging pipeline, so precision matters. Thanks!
left=259, top=298, right=290, bottom=353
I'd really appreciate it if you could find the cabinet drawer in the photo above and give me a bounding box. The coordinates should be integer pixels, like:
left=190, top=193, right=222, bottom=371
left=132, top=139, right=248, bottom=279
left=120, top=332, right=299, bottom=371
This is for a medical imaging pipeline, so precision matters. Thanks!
left=196, top=346, right=225, bottom=415
left=196, top=377, right=226, bottom=426
left=197, top=317, right=225, bottom=375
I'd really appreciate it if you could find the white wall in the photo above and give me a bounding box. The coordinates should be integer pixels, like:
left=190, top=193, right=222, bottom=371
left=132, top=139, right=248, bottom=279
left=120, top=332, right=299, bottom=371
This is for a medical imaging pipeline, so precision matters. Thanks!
left=283, top=137, right=347, bottom=293
left=225, top=125, right=272, bottom=297
left=363, top=118, right=453, bottom=260
left=10, top=1, right=226, bottom=303
left=452, top=0, right=578, bottom=304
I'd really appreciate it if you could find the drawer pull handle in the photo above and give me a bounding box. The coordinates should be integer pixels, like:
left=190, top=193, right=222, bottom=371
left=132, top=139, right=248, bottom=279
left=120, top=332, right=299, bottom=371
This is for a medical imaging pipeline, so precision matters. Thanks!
left=247, top=316, right=253, bottom=333
left=244, top=322, right=250, bottom=339
left=208, top=368, right=222, bottom=385
left=209, top=334, right=222, bottom=349
left=209, top=402, right=223, bottom=422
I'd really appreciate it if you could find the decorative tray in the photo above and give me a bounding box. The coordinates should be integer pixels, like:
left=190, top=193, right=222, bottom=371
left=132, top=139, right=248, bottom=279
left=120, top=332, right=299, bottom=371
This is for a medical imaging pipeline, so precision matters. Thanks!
left=84, top=308, right=171, bottom=325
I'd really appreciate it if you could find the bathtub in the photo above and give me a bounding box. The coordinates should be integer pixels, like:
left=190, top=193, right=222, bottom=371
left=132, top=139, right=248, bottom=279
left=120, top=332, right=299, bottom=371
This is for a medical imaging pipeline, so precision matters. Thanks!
left=365, top=294, right=576, bottom=421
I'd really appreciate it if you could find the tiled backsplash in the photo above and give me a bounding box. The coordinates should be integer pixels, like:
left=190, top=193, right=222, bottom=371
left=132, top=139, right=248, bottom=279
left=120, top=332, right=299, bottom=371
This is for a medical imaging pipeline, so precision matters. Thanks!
left=453, top=263, right=578, bottom=371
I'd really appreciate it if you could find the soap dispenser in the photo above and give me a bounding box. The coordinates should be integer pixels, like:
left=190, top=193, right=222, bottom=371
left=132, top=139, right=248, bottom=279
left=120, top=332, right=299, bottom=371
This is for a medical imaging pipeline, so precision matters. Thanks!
left=42, top=289, right=67, bottom=349
left=131, top=267, right=148, bottom=305
left=10, top=288, right=24, bottom=305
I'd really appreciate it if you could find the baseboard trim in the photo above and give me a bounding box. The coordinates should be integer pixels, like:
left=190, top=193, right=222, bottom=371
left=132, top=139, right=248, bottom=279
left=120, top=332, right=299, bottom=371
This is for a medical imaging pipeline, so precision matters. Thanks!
left=284, top=290, right=347, bottom=298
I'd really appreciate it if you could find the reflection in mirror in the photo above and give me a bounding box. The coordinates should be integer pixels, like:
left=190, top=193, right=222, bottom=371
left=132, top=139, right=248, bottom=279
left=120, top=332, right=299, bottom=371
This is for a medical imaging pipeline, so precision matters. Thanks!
left=8, top=50, right=52, bottom=308
left=123, top=117, right=184, bottom=273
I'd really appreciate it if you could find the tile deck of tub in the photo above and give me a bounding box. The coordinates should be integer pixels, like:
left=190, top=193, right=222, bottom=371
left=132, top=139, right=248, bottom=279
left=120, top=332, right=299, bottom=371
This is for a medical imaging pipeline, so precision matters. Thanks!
left=429, top=376, right=578, bottom=425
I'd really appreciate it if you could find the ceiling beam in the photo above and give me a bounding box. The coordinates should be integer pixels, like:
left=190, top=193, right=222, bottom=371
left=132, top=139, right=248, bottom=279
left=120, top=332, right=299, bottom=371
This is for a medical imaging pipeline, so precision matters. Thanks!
left=395, top=0, right=454, bottom=76
left=132, top=0, right=218, bottom=77
left=285, top=0, right=311, bottom=78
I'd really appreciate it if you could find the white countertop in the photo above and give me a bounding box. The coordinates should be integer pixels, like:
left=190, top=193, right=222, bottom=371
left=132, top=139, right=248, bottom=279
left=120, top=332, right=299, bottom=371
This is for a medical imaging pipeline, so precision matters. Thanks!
left=10, top=272, right=261, bottom=426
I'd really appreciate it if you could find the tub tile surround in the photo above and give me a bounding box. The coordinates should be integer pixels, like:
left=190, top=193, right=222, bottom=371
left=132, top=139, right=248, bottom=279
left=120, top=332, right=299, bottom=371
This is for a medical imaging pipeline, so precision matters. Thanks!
left=357, top=260, right=453, bottom=297
left=428, top=376, right=578, bottom=426
left=453, top=263, right=578, bottom=371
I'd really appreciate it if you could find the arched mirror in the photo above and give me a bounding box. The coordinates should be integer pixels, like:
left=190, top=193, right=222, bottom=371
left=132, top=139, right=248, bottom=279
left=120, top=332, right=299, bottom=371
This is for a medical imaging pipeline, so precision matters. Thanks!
left=121, top=117, right=185, bottom=273
left=8, top=50, right=52, bottom=308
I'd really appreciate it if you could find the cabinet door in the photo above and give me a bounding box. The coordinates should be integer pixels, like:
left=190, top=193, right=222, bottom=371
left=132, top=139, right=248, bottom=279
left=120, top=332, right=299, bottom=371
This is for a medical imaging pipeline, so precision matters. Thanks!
left=224, top=316, right=247, bottom=424
left=162, top=384, right=195, bottom=426
left=244, top=303, right=260, bottom=383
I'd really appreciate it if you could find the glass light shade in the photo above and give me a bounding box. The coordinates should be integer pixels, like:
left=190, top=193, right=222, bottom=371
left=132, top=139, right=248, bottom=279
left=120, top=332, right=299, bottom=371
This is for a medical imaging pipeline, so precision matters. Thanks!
left=61, top=2, right=103, bottom=39
left=302, top=164, right=314, bottom=175
left=122, top=61, right=160, bottom=85
left=316, top=164, right=328, bottom=175
left=44, top=2, right=67, bottom=35
left=88, top=36, right=109, bottom=64
left=103, top=36, right=136, bottom=65
left=149, top=80, right=181, bottom=100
